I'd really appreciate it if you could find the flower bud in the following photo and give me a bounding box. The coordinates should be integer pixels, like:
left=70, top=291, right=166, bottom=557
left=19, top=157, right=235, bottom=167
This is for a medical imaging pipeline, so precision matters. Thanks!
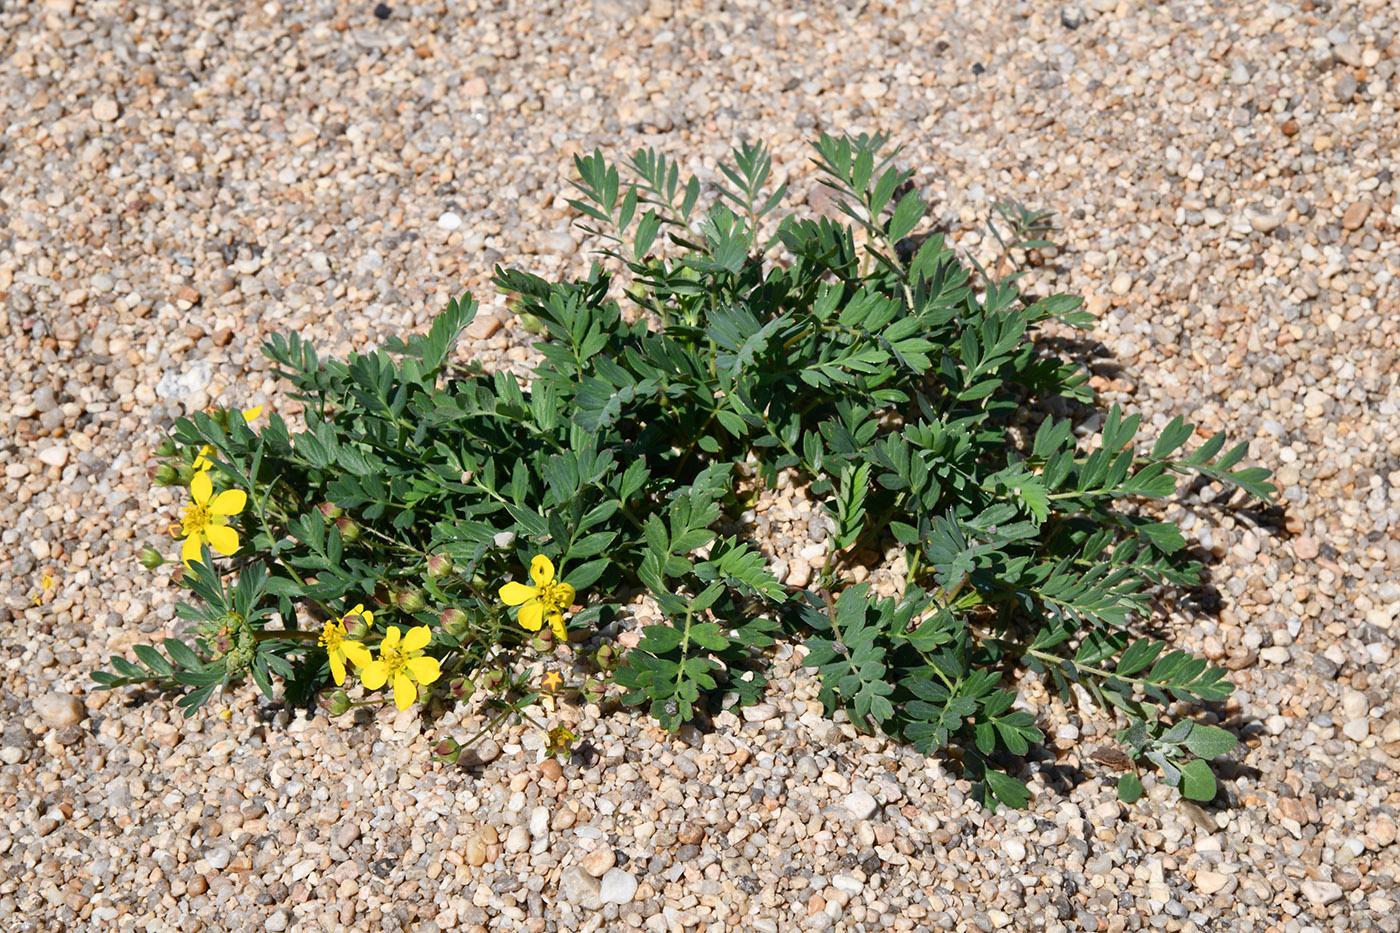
left=328, top=690, right=352, bottom=716
left=343, top=613, right=371, bottom=641
left=433, top=738, right=462, bottom=764
left=155, top=438, right=178, bottom=458
left=595, top=644, right=618, bottom=670
left=139, top=545, right=166, bottom=570
left=449, top=676, right=475, bottom=701
left=426, top=553, right=454, bottom=579
left=395, top=589, right=426, bottom=613
left=335, top=516, right=361, bottom=543
left=440, top=608, right=472, bottom=638
left=583, top=678, right=606, bottom=703
left=153, top=464, right=181, bottom=486
left=318, top=501, right=343, bottom=520
left=479, top=669, right=505, bottom=692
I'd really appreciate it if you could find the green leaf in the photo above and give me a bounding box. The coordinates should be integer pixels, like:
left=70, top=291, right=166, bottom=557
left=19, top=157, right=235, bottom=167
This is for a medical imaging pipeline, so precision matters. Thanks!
left=1179, top=759, right=1217, bottom=801
left=1116, top=639, right=1165, bottom=676
left=1182, top=724, right=1237, bottom=760
left=638, top=624, right=685, bottom=654
left=981, top=770, right=1031, bottom=812
left=133, top=644, right=173, bottom=676
left=163, top=638, right=204, bottom=670
left=1117, top=772, right=1144, bottom=803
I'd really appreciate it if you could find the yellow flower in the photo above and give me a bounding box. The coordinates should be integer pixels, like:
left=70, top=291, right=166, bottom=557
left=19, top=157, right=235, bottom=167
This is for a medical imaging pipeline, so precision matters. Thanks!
left=545, top=725, right=577, bottom=756
left=179, top=470, right=246, bottom=565
left=499, top=555, right=576, bottom=642
left=360, top=625, right=441, bottom=711
left=193, top=406, right=263, bottom=471
left=319, top=605, right=373, bottom=686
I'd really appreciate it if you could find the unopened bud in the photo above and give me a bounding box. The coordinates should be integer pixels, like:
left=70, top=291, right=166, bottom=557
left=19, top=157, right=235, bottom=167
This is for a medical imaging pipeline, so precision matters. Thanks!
left=426, top=553, right=454, bottom=579
left=583, top=678, right=606, bottom=703
left=155, top=438, right=178, bottom=458
left=396, top=589, right=426, bottom=613
left=335, top=516, right=361, bottom=543
left=153, top=464, right=180, bottom=486
left=449, top=676, right=476, bottom=701
left=518, top=312, right=546, bottom=335
left=440, top=608, right=472, bottom=638
left=328, top=690, right=351, bottom=716
left=433, top=738, right=462, bottom=764
left=139, top=545, right=166, bottom=571
left=344, top=613, right=371, bottom=640
left=480, top=670, right=505, bottom=692
left=532, top=634, right=553, bottom=652
left=318, top=501, right=343, bottom=520
left=595, top=644, right=618, bottom=670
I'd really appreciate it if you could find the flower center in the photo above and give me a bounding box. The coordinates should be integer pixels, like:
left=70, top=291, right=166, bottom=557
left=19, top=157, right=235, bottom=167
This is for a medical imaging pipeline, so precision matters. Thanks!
left=318, top=620, right=345, bottom=650
left=539, top=582, right=571, bottom=613
left=382, top=645, right=407, bottom=676
left=182, top=504, right=211, bottom=535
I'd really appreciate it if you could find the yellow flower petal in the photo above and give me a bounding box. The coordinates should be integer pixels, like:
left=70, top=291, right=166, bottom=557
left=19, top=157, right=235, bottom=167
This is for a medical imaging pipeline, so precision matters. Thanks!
left=392, top=671, right=417, bottom=711
left=518, top=601, right=544, bottom=632
left=361, top=609, right=374, bottom=626
left=360, top=660, right=388, bottom=690
left=406, top=656, right=440, bottom=685
left=349, top=603, right=366, bottom=618
left=341, top=641, right=372, bottom=669
left=328, top=649, right=347, bottom=686
left=499, top=581, right=536, bottom=606
left=401, top=625, right=431, bottom=653
left=242, top=405, right=263, bottom=422
left=181, top=534, right=203, bottom=566
left=210, top=489, right=247, bottom=516
left=530, top=555, right=555, bottom=587
left=381, top=626, right=402, bottom=651
left=549, top=613, right=568, bottom=642
left=190, top=470, right=213, bottom=505
left=555, top=583, right=576, bottom=607
left=205, top=524, right=240, bottom=556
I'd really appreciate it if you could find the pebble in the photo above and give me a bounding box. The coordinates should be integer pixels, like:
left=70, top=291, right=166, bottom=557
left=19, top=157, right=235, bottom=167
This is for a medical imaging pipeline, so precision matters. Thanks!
left=580, top=847, right=615, bottom=877
left=1194, top=871, right=1229, bottom=895
left=37, top=445, right=70, bottom=467
left=1340, top=202, right=1371, bottom=231
left=742, top=703, right=779, bottom=723
left=34, top=692, right=85, bottom=728
left=1244, top=204, right=1287, bottom=233
left=92, top=98, right=120, bottom=121
left=840, top=790, right=879, bottom=821
left=1300, top=881, right=1343, bottom=908
left=437, top=211, right=463, bottom=231
left=599, top=868, right=638, bottom=905
left=557, top=866, right=602, bottom=909
left=504, top=825, right=530, bottom=854
left=466, top=314, right=502, bottom=340
left=1293, top=536, right=1319, bottom=560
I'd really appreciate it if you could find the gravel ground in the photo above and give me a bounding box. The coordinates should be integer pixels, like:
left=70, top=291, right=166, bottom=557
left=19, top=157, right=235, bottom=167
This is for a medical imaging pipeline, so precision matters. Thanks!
left=2, top=0, right=1399, bottom=930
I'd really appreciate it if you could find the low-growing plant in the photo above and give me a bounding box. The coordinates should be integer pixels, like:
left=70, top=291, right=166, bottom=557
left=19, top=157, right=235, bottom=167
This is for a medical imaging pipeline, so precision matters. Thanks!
left=98, top=133, right=1274, bottom=811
